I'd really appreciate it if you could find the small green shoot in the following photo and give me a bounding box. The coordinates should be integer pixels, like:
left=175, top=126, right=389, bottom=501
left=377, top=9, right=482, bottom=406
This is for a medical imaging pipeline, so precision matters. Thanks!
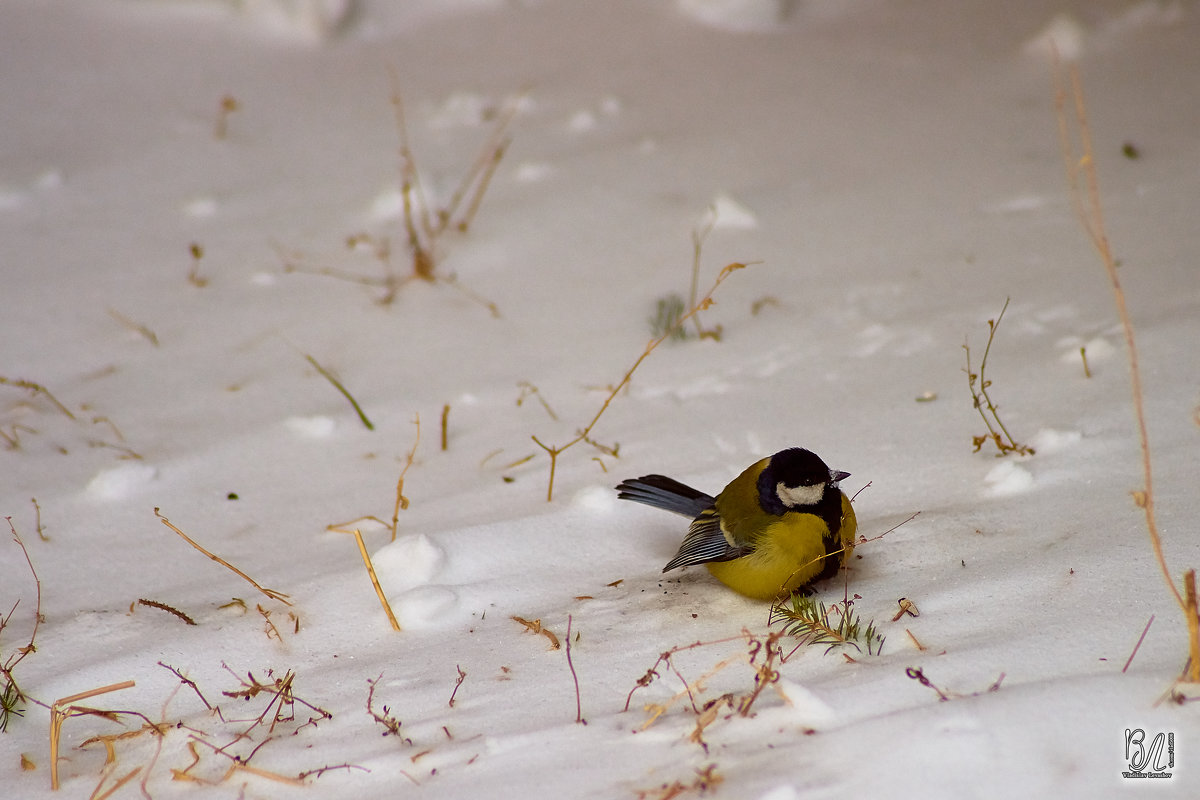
left=303, top=353, right=374, bottom=430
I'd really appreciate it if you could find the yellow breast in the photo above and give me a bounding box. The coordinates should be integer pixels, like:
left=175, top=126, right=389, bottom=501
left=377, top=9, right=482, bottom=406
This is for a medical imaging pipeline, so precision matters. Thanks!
left=705, top=492, right=857, bottom=601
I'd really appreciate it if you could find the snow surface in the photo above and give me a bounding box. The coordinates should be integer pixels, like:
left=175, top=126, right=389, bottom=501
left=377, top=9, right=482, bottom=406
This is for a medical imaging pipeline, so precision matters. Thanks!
left=2, top=1, right=1199, bottom=797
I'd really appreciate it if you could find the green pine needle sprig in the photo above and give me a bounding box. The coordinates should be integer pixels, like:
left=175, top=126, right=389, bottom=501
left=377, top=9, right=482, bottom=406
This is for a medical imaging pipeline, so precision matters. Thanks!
left=770, top=595, right=885, bottom=656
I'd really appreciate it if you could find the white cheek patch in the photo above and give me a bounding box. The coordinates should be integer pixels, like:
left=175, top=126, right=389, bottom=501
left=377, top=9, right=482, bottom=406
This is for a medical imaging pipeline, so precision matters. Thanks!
left=776, top=481, right=825, bottom=508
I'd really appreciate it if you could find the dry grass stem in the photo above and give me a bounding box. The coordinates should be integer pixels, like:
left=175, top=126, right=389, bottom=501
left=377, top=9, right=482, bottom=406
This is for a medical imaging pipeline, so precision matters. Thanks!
left=187, top=241, right=210, bottom=287
left=388, top=71, right=517, bottom=274
left=963, top=298, right=1034, bottom=456
left=628, top=631, right=788, bottom=753
left=352, top=529, right=401, bottom=631
left=91, top=766, right=142, bottom=800
left=440, top=403, right=450, bottom=450
left=1186, top=572, right=1199, bottom=681
left=511, top=616, right=560, bottom=649
left=533, top=261, right=748, bottom=500
left=0, top=376, right=76, bottom=420
left=687, top=222, right=723, bottom=341
left=636, top=764, right=723, bottom=800
left=219, top=666, right=332, bottom=735
left=107, top=308, right=159, bottom=346
left=304, top=353, right=374, bottom=430
left=1054, top=58, right=1198, bottom=680
left=329, top=414, right=419, bottom=541
left=213, top=94, right=239, bottom=140
left=31, top=497, right=48, bottom=541
left=2, top=518, right=42, bottom=732
left=282, top=74, right=512, bottom=311
left=257, top=603, right=284, bottom=641
left=50, top=681, right=139, bottom=790
left=516, top=381, right=558, bottom=420
left=155, top=508, right=292, bottom=605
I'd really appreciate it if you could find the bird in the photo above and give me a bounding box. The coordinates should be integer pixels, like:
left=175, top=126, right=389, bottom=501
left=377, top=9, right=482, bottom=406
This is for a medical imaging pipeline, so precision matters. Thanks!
left=615, top=447, right=856, bottom=600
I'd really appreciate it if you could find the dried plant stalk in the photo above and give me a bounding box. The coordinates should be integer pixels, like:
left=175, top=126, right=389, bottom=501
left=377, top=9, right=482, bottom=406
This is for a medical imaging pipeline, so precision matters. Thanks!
left=352, top=529, right=401, bottom=631
left=50, top=681, right=137, bottom=790
left=155, top=509, right=292, bottom=605
left=1054, top=59, right=1198, bottom=680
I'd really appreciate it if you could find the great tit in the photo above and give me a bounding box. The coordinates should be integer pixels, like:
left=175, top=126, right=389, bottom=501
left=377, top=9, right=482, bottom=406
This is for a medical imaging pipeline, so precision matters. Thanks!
left=615, top=448, right=856, bottom=600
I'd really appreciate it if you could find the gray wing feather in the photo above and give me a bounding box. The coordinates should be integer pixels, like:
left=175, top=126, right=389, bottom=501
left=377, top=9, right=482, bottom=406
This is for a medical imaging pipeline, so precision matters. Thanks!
left=662, top=510, right=751, bottom=572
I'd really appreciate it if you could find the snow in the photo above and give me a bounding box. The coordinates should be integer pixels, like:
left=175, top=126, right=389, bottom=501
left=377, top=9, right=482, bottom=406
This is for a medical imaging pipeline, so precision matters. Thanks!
left=2, top=0, right=1199, bottom=797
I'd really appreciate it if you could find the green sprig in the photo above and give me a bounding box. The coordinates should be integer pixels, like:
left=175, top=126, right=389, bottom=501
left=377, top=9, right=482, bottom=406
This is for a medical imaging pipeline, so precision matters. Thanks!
left=770, top=595, right=885, bottom=656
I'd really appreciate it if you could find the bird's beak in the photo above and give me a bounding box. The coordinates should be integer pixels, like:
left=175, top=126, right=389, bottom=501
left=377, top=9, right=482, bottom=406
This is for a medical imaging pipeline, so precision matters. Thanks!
left=831, top=470, right=850, bottom=484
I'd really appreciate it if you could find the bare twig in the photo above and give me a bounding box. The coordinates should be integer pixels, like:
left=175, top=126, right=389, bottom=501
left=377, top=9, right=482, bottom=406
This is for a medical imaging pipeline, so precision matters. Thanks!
left=511, top=616, right=560, bottom=649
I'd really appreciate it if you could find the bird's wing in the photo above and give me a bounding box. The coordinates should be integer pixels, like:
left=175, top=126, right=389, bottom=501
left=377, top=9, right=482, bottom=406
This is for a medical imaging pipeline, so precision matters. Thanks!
left=662, top=509, right=752, bottom=572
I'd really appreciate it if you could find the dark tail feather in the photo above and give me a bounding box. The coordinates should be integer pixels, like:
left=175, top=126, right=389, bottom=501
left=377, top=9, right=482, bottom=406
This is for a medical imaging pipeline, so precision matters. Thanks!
left=615, top=474, right=714, bottom=518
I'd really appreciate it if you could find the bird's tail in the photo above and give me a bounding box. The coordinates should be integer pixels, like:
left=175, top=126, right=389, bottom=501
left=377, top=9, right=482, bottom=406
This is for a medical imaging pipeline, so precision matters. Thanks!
left=615, top=474, right=714, bottom=518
